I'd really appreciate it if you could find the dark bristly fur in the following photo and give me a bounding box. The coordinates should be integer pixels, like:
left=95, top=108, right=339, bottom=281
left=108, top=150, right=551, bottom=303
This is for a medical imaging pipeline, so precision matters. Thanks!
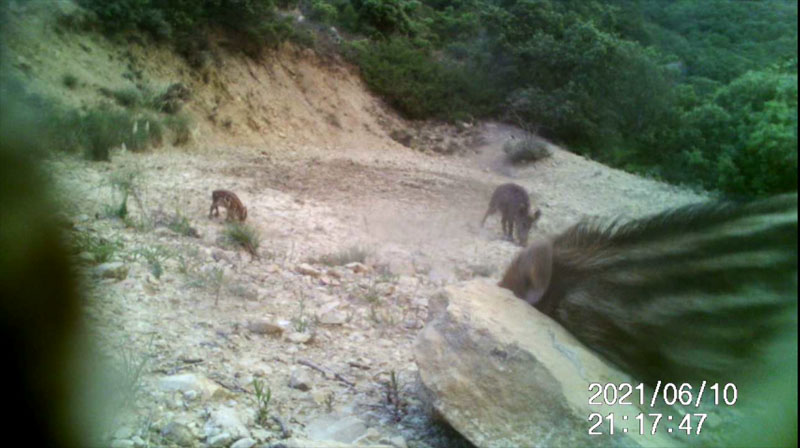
left=481, top=183, right=541, bottom=246
left=209, top=189, right=248, bottom=222
left=499, top=194, right=798, bottom=387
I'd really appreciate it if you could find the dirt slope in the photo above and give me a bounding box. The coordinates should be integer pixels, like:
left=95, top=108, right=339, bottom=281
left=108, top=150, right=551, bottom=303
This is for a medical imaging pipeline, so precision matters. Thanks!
left=3, top=2, right=708, bottom=447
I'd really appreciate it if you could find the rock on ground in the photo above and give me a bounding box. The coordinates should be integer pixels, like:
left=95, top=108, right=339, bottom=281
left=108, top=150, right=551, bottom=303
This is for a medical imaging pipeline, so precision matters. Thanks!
left=414, top=279, right=678, bottom=448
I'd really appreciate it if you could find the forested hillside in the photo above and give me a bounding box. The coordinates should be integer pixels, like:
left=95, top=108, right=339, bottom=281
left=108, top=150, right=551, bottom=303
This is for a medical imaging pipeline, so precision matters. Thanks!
left=71, top=0, right=800, bottom=196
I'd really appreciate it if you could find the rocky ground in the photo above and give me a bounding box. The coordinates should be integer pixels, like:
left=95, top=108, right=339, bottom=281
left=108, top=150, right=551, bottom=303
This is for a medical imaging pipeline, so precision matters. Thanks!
left=3, top=2, right=709, bottom=447
left=50, top=118, right=707, bottom=448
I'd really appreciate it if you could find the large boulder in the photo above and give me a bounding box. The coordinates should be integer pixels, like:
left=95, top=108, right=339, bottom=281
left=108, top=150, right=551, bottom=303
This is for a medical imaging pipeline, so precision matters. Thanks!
left=414, top=280, right=678, bottom=448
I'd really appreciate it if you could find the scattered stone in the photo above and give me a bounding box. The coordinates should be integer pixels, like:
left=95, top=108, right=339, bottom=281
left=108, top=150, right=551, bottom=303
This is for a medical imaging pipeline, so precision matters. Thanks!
left=231, top=284, right=260, bottom=301
left=204, top=406, right=250, bottom=440
left=94, top=262, right=129, bottom=280
left=277, top=438, right=393, bottom=448
left=296, top=263, right=322, bottom=277
left=131, top=436, right=146, bottom=447
left=386, top=435, right=407, bottom=448
left=347, top=359, right=371, bottom=370
left=160, top=421, right=195, bottom=447
left=306, top=415, right=368, bottom=444
left=318, top=311, right=347, bottom=326
left=353, top=427, right=380, bottom=444
left=289, top=368, right=313, bottom=391
left=113, top=425, right=135, bottom=439
left=287, top=332, right=312, bottom=344
left=206, top=432, right=232, bottom=448
left=157, top=373, right=222, bottom=401
left=110, top=439, right=135, bottom=448
left=386, top=258, right=414, bottom=276
left=344, top=262, right=369, bottom=274
left=247, top=319, right=284, bottom=335
left=402, top=318, right=423, bottom=330
left=250, top=428, right=272, bottom=442
left=231, top=437, right=256, bottom=448
left=426, top=265, right=455, bottom=284
left=77, top=251, right=95, bottom=264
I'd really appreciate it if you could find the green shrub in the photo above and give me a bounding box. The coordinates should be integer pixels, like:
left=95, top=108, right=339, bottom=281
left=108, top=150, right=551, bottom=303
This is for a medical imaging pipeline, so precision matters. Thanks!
left=111, top=88, right=143, bottom=108
left=310, top=0, right=338, bottom=24
left=165, top=113, right=192, bottom=146
left=252, top=378, right=272, bottom=426
left=352, top=38, right=487, bottom=120
left=165, top=209, right=198, bottom=237
left=62, top=74, right=79, bottom=89
left=223, top=222, right=261, bottom=257
left=70, top=232, right=123, bottom=264
left=79, top=0, right=295, bottom=59
left=82, top=106, right=131, bottom=161
left=503, top=136, right=552, bottom=165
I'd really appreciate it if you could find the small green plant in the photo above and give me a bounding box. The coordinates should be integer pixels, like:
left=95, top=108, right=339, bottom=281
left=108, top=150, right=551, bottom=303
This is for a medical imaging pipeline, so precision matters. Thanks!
left=368, top=304, right=397, bottom=327
left=384, top=370, right=406, bottom=422
left=208, top=267, right=225, bottom=306
left=368, top=303, right=381, bottom=323
left=252, top=378, right=272, bottom=426
left=113, top=335, right=154, bottom=412
left=223, top=222, right=260, bottom=257
left=362, top=284, right=381, bottom=305
left=184, top=264, right=226, bottom=305
left=176, top=245, right=201, bottom=275
left=324, top=391, right=335, bottom=413
left=71, top=232, right=122, bottom=264
left=62, top=73, right=78, bottom=89
left=291, top=292, right=311, bottom=332
left=106, top=168, right=149, bottom=224
left=503, top=135, right=552, bottom=165
left=105, top=194, right=128, bottom=219
left=130, top=245, right=172, bottom=279
left=165, top=209, right=198, bottom=237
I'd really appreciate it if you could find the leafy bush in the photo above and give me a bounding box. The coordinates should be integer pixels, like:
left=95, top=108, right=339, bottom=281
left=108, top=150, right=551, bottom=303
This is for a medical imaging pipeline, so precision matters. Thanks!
left=351, top=0, right=415, bottom=36
left=70, top=232, right=123, bottom=264
left=111, top=88, right=143, bottom=108
left=78, top=107, right=163, bottom=160
left=223, top=222, right=261, bottom=257
left=310, top=0, right=339, bottom=24
left=351, top=38, right=490, bottom=120
left=79, top=0, right=295, bottom=58
left=671, top=69, right=797, bottom=195
left=165, top=113, right=193, bottom=146
left=503, top=136, right=552, bottom=165
left=62, top=74, right=79, bottom=89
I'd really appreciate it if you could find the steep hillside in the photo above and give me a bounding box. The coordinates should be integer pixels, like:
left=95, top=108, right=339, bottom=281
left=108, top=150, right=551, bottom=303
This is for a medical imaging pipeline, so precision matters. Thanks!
left=2, top=2, right=708, bottom=448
